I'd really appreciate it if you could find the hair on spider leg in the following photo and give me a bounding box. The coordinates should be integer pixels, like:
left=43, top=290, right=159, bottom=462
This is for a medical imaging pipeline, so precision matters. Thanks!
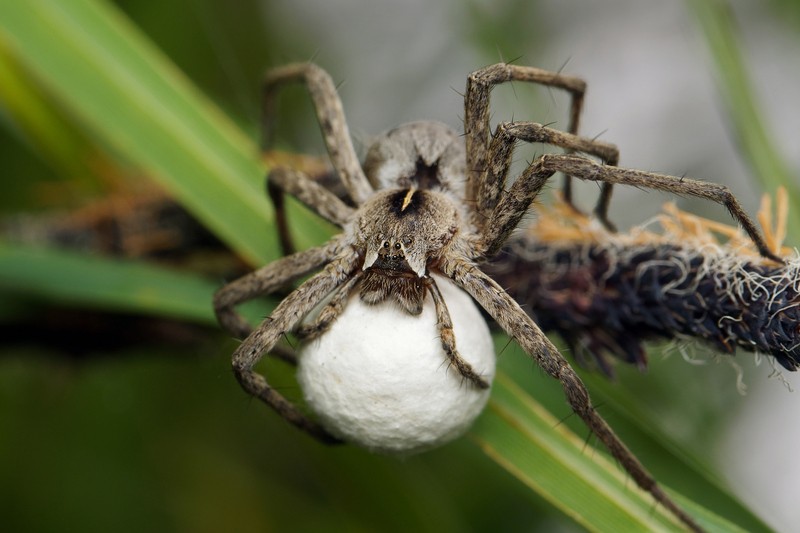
left=208, top=62, right=794, bottom=532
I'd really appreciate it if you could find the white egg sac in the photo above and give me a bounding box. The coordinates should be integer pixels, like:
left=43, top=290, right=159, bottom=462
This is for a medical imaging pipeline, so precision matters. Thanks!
left=297, top=274, right=496, bottom=455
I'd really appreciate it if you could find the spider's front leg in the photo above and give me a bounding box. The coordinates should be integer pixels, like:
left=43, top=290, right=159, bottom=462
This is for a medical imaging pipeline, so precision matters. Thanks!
left=537, top=153, right=784, bottom=263
left=227, top=248, right=361, bottom=444
left=475, top=121, right=619, bottom=238
left=214, top=238, right=343, bottom=339
left=441, top=256, right=703, bottom=533
left=465, top=63, right=623, bottom=226
left=213, top=235, right=359, bottom=444
left=464, top=63, right=587, bottom=195
left=476, top=127, right=781, bottom=263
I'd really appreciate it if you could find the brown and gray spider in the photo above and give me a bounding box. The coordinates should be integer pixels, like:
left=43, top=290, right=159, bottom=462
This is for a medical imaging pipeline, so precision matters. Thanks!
left=214, top=62, right=780, bottom=533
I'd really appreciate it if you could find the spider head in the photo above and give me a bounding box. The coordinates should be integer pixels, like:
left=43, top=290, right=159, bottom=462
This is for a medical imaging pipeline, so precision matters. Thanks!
left=357, top=187, right=459, bottom=277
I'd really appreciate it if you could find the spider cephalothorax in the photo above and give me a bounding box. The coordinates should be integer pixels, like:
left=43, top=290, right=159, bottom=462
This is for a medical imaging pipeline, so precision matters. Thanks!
left=358, top=188, right=460, bottom=273
left=356, top=187, right=461, bottom=313
left=214, top=62, right=782, bottom=532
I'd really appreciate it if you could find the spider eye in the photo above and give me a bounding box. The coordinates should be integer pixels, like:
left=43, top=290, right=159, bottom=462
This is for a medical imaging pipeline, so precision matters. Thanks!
left=394, top=243, right=402, bottom=250
left=382, top=241, right=390, bottom=248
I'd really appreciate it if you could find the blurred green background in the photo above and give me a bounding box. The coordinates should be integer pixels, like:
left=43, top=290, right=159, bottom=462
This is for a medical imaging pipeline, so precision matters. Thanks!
left=1, top=1, right=799, bottom=532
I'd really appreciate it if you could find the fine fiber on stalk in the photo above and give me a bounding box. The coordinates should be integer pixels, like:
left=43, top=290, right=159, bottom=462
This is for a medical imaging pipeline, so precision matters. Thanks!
left=486, top=189, right=800, bottom=377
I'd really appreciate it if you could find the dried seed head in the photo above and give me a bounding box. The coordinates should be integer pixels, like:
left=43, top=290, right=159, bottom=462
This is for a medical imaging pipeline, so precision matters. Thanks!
left=486, top=189, right=800, bottom=376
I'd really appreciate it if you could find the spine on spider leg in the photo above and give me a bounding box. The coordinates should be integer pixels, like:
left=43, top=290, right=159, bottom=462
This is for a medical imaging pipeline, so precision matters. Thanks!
left=484, top=196, right=800, bottom=376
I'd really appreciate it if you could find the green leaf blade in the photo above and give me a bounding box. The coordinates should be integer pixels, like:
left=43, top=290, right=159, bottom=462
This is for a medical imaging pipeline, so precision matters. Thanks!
left=0, top=0, right=274, bottom=265
left=474, top=374, right=683, bottom=532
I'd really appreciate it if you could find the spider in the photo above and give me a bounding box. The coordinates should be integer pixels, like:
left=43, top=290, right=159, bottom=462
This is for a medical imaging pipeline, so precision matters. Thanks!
left=214, top=62, right=781, bottom=533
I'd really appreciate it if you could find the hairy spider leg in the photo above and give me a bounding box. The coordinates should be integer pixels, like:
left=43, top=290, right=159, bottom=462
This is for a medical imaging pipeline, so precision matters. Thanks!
left=478, top=124, right=781, bottom=264
left=262, top=63, right=373, bottom=204
left=266, top=166, right=354, bottom=255
left=478, top=121, right=618, bottom=251
left=214, top=239, right=343, bottom=338
left=440, top=255, right=702, bottom=533
left=294, top=275, right=362, bottom=340
left=262, top=63, right=373, bottom=253
left=426, top=277, right=491, bottom=389
left=465, top=63, right=620, bottom=228
left=216, top=243, right=361, bottom=444
left=458, top=102, right=782, bottom=532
